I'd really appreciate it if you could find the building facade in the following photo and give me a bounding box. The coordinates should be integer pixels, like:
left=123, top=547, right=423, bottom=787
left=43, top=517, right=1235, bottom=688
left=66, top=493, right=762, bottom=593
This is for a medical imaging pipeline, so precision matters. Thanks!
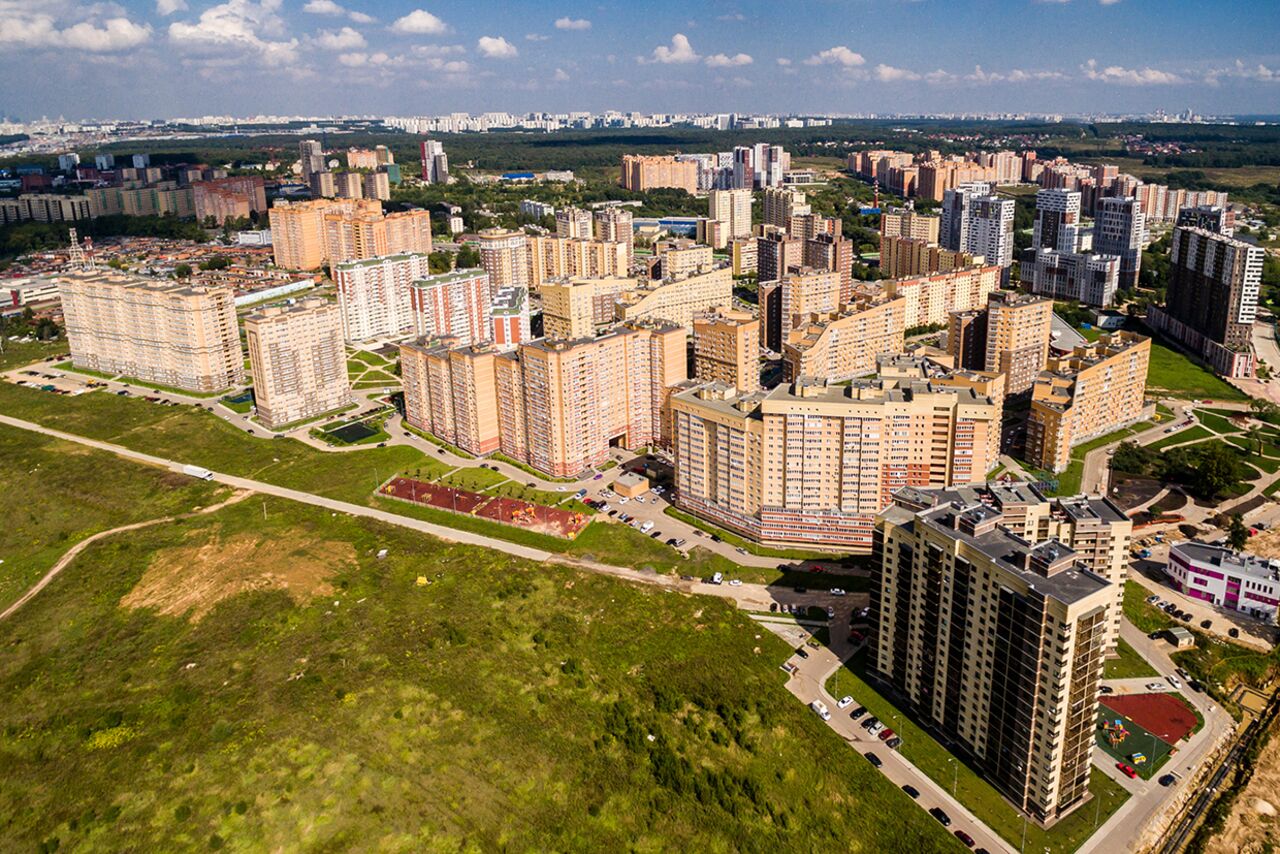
left=332, top=252, right=432, bottom=343
left=693, top=307, right=760, bottom=392
left=244, top=297, right=350, bottom=429
left=886, top=266, right=1001, bottom=330
left=409, top=268, right=493, bottom=347
left=1165, top=542, right=1280, bottom=624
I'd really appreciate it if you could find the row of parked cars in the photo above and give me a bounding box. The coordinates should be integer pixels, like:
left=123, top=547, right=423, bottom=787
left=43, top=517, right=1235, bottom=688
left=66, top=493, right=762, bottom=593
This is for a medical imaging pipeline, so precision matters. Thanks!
left=1146, top=594, right=1229, bottom=633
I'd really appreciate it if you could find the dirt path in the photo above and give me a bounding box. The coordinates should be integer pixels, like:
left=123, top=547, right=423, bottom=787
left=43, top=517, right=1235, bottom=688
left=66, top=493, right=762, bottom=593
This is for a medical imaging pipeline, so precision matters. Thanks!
left=0, top=490, right=252, bottom=622
left=1205, top=728, right=1280, bottom=854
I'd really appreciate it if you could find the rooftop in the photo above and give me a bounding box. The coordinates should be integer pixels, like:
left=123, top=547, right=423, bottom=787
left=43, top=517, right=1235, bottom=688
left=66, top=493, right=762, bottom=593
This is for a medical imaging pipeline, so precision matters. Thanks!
left=1174, top=541, right=1280, bottom=582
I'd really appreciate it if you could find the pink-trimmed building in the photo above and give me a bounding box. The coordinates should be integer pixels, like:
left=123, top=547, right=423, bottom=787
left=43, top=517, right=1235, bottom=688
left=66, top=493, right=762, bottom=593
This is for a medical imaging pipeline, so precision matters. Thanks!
left=1165, top=542, right=1280, bottom=624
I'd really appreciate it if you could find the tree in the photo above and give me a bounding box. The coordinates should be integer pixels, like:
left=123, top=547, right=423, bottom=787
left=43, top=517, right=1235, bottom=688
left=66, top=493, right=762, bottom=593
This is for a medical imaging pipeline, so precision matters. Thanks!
left=1228, top=514, right=1250, bottom=551
left=456, top=244, right=481, bottom=268
left=174, top=264, right=192, bottom=278
left=428, top=250, right=453, bottom=274
left=1248, top=424, right=1266, bottom=456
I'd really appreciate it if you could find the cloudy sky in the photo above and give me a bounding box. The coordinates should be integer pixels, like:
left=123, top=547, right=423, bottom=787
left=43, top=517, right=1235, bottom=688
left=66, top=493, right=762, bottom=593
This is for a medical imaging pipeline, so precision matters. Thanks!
left=1, top=0, right=1278, bottom=119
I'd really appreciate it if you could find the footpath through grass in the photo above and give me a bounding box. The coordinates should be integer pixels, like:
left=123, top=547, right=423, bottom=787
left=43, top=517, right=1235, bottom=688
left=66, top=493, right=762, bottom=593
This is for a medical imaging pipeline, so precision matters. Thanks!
left=826, top=654, right=1128, bottom=853
left=0, top=490, right=960, bottom=852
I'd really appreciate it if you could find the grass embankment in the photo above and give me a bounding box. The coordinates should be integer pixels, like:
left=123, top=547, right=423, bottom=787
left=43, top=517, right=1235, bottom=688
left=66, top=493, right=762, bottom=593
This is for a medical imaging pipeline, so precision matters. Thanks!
left=1105, top=637, right=1160, bottom=679
left=1145, top=340, right=1248, bottom=402
left=826, top=654, right=1128, bottom=853
left=0, top=423, right=226, bottom=611
left=0, top=484, right=960, bottom=851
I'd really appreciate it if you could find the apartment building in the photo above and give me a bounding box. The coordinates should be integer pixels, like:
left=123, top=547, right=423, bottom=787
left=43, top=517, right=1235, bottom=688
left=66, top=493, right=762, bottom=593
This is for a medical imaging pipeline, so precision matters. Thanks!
left=593, top=206, right=634, bottom=266
left=885, top=265, right=1001, bottom=330
left=420, top=140, right=449, bottom=184
left=871, top=484, right=1115, bottom=823
left=652, top=239, right=714, bottom=280
left=401, top=322, right=687, bottom=475
left=243, top=298, right=350, bottom=429
left=693, top=307, right=760, bottom=392
left=1147, top=226, right=1262, bottom=378
left=615, top=267, right=733, bottom=330
left=880, top=236, right=981, bottom=279
left=941, top=184, right=1014, bottom=282
left=762, top=187, right=811, bottom=231
left=540, top=276, right=632, bottom=339
left=782, top=297, right=907, bottom=382
left=1029, top=250, right=1121, bottom=308
left=760, top=268, right=842, bottom=352
left=730, top=238, right=757, bottom=276
left=527, top=236, right=629, bottom=289
left=671, top=372, right=1000, bottom=550
left=331, top=252, right=431, bottom=342
left=555, top=206, right=594, bottom=239
left=87, top=183, right=195, bottom=220
left=269, top=198, right=430, bottom=271
left=757, top=230, right=805, bottom=284
left=0, top=193, right=92, bottom=224
left=59, top=269, right=243, bottom=392
left=1166, top=542, right=1280, bottom=624
left=409, top=268, right=492, bottom=347
left=363, top=172, right=391, bottom=201
left=948, top=289, right=1054, bottom=397
left=1093, top=198, right=1145, bottom=290
left=477, top=228, right=530, bottom=294
left=490, top=285, right=531, bottom=351
left=1026, top=331, right=1152, bottom=472
left=1033, top=188, right=1085, bottom=253
left=879, top=204, right=940, bottom=244
left=619, top=154, right=698, bottom=194
left=1176, top=204, right=1234, bottom=238
left=706, top=189, right=753, bottom=248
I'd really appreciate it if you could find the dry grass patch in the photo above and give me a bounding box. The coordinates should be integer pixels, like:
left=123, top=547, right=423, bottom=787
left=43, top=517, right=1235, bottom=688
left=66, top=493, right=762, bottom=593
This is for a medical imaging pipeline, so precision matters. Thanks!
left=121, top=526, right=354, bottom=621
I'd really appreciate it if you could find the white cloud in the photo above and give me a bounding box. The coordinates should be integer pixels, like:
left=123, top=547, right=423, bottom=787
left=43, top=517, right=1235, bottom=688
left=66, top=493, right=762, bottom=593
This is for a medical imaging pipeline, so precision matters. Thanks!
left=874, top=63, right=920, bottom=82
left=411, top=43, right=464, bottom=57
left=775, top=57, right=791, bottom=66
left=553, top=67, right=569, bottom=81
left=645, top=33, right=698, bottom=64
left=1081, top=58, right=1183, bottom=85
left=313, top=26, right=364, bottom=50
left=554, top=16, right=590, bottom=30
left=303, top=0, right=343, bottom=14
left=705, top=52, right=752, bottom=68
left=1204, top=59, right=1280, bottom=85
left=156, top=0, right=187, bottom=15
left=348, top=11, right=374, bottom=23
left=0, top=12, right=152, bottom=51
left=803, top=46, right=865, bottom=67
left=525, top=32, right=548, bottom=41
left=390, top=9, right=447, bottom=34
left=168, top=0, right=299, bottom=66
left=476, top=35, right=517, bottom=58
left=716, top=12, right=745, bottom=21
left=337, top=50, right=367, bottom=66
left=1098, top=0, right=1122, bottom=4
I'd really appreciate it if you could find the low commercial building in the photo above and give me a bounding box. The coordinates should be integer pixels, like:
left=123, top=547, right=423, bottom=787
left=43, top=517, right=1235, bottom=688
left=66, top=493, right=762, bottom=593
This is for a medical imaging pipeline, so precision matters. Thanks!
left=1166, top=542, right=1280, bottom=624
left=59, top=269, right=243, bottom=392
left=671, top=371, right=1000, bottom=551
left=1026, top=332, right=1152, bottom=473
left=244, top=297, right=350, bottom=429
left=872, top=484, right=1116, bottom=824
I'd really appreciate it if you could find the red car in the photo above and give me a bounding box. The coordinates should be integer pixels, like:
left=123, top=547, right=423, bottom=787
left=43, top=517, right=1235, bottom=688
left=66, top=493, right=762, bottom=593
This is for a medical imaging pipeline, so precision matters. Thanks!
left=954, top=830, right=975, bottom=848
left=1117, top=762, right=1138, bottom=779
left=878, top=728, right=896, bottom=741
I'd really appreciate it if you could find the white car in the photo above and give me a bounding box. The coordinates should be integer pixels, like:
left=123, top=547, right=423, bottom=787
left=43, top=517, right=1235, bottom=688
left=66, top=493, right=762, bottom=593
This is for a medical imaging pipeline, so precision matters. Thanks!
left=618, top=497, right=629, bottom=505
left=1167, top=675, right=1182, bottom=689
left=831, top=588, right=846, bottom=597
left=810, top=700, right=831, bottom=721
left=640, top=520, right=654, bottom=533
left=1145, top=681, right=1168, bottom=691
left=867, top=721, right=885, bottom=735
left=836, top=695, right=854, bottom=709
left=728, top=578, right=742, bottom=587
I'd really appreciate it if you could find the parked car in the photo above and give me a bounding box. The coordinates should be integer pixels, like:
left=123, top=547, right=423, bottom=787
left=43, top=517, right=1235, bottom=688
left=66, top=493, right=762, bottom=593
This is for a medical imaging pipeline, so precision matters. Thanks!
left=864, top=752, right=883, bottom=768
left=878, top=728, right=895, bottom=741
left=901, top=784, right=919, bottom=799
left=1100, top=685, right=1115, bottom=695
left=850, top=706, right=867, bottom=720
left=954, top=830, right=975, bottom=848
left=862, top=716, right=880, bottom=730
left=794, top=647, right=809, bottom=659
left=1229, top=627, right=1241, bottom=638
left=1200, top=619, right=1213, bottom=629
left=1159, top=774, right=1177, bottom=787
left=1117, top=762, right=1138, bottom=779
left=809, top=699, right=831, bottom=721
left=836, top=696, right=854, bottom=709
left=831, top=588, right=846, bottom=596
left=1167, top=675, right=1182, bottom=689
left=885, top=736, right=901, bottom=749
left=929, top=808, right=952, bottom=827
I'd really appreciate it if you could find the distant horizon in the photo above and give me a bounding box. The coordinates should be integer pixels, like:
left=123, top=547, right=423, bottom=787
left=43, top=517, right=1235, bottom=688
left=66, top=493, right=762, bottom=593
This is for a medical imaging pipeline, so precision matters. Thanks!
left=0, top=0, right=1277, bottom=120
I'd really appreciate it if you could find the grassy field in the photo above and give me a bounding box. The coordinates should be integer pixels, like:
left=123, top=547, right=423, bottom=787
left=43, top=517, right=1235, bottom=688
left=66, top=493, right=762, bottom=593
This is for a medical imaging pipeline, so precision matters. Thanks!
left=826, top=654, right=1128, bottom=853
left=0, top=423, right=226, bottom=611
left=1105, top=637, right=1160, bottom=679
left=0, top=338, right=67, bottom=372
left=0, top=489, right=960, bottom=852
left=1146, top=425, right=1213, bottom=451
left=1145, top=340, right=1248, bottom=401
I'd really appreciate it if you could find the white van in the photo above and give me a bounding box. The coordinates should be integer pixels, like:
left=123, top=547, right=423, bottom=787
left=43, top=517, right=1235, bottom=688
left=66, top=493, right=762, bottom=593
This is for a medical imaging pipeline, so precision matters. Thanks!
left=810, top=700, right=831, bottom=721
left=640, top=520, right=654, bottom=533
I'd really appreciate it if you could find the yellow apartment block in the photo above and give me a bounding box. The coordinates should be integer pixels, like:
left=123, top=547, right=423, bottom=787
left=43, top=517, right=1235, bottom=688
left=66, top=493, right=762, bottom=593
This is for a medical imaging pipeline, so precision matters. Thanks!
left=880, top=235, right=982, bottom=279
left=885, top=265, right=1001, bottom=329
left=693, top=307, right=760, bottom=392
left=527, top=236, right=629, bottom=289
left=1026, top=331, right=1152, bottom=473
left=540, top=276, right=633, bottom=340
left=615, top=267, right=733, bottom=330
left=782, top=297, right=907, bottom=382
left=244, top=297, right=351, bottom=429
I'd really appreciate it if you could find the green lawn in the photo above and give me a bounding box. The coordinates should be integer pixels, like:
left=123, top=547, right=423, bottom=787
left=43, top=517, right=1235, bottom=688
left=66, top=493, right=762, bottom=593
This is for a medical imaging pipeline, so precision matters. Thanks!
left=0, top=423, right=226, bottom=611
left=0, top=338, right=67, bottom=372
left=0, top=483, right=959, bottom=852
left=1146, top=425, right=1213, bottom=451
left=437, top=466, right=508, bottom=492
left=489, top=479, right=570, bottom=506
left=826, top=655, right=1128, bottom=853
left=1105, top=637, right=1159, bottom=679
left=1145, top=340, right=1248, bottom=401
left=1193, top=409, right=1242, bottom=435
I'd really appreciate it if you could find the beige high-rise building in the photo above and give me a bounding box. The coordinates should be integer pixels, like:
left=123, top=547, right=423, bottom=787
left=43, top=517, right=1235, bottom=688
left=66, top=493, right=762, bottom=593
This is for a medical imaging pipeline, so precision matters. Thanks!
left=555, top=206, right=594, bottom=239
left=335, top=172, right=363, bottom=199
left=885, top=265, right=1001, bottom=330
left=477, top=228, right=530, bottom=294
left=59, top=270, right=243, bottom=392
left=593, top=206, right=634, bottom=266
left=671, top=371, right=1000, bottom=550
left=761, top=268, right=842, bottom=351
left=527, top=236, right=629, bottom=289
left=706, top=189, right=752, bottom=248
left=620, top=154, right=698, bottom=194
left=401, top=323, right=687, bottom=475
left=879, top=205, right=940, bottom=243
left=615, top=267, right=733, bottom=330
left=244, top=298, right=350, bottom=429
left=652, top=239, right=714, bottom=280
left=540, top=276, right=632, bottom=339
left=269, top=199, right=430, bottom=272
left=1027, top=332, right=1152, bottom=473
left=362, top=171, right=391, bottom=201
left=332, top=252, right=432, bottom=342
left=693, top=307, right=760, bottom=392
left=409, top=268, right=492, bottom=347
left=984, top=290, right=1054, bottom=396
left=762, top=187, right=811, bottom=232
left=873, top=484, right=1116, bottom=823
left=347, top=148, right=379, bottom=170
left=880, top=236, right=981, bottom=279
left=782, top=297, right=907, bottom=382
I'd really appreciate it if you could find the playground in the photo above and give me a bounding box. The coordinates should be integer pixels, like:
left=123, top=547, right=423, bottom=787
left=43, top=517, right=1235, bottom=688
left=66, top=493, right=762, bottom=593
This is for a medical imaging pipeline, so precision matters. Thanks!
left=1096, top=697, right=1183, bottom=780
left=379, top=476, right=591, bottom=538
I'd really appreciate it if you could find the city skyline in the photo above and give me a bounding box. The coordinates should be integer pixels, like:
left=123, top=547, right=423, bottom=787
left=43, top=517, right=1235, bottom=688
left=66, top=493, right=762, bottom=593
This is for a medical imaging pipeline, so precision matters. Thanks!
left=1, top=0, right=1278, bottom=119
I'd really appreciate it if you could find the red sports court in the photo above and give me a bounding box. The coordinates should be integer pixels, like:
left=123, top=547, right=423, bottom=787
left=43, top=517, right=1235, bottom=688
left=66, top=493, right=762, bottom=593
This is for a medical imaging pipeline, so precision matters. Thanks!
left=1100, top=693, right=1199, bottom=744
left=380, top=476, right=590, bottom=539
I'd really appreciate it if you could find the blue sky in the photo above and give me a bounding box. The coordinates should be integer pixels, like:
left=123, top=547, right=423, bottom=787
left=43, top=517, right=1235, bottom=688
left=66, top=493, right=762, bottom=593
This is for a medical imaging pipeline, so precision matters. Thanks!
left=1, top=0, right=1278, bottom=119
